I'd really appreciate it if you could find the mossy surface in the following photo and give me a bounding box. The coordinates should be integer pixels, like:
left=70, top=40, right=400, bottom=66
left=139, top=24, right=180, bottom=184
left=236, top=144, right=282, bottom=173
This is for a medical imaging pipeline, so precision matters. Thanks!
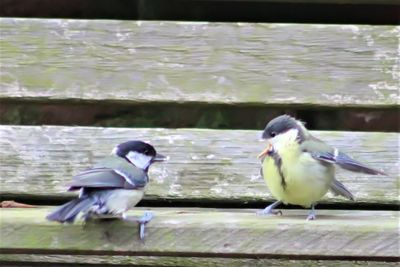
left=0, top=208, right=398, bottom=258
left=1, top=126, right=398, bottom=206
left=1, top=19, right=398, bottom=108
left=0, top=254, right=399, bottom=267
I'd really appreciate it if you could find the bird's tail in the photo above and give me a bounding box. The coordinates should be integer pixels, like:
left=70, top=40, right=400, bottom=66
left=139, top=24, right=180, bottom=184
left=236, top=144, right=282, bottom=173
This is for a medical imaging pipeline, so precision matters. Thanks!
left=46, top=197, right=95, bottom=223
left=330, top=179, right=355, bottom=201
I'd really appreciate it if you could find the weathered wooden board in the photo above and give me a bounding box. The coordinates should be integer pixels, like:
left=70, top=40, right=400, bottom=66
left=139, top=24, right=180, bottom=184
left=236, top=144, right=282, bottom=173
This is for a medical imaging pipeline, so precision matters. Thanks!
left=0, top=208, right=398, bottom=259
left=0, top=18, right=398, bottom=108
left=1, top=255, right=399, bottom=267
left=0, top=126, right=397, bottom=205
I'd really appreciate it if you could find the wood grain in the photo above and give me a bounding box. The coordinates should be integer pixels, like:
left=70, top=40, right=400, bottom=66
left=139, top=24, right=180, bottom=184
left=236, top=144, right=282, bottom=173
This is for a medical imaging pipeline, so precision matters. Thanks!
left=0, top=126, right=397, bottom=205
left=0, top=18, right=398, bottom=108
left=0, top=208, right=398, bottom=258
left=1, top=254, right=399, bottom=267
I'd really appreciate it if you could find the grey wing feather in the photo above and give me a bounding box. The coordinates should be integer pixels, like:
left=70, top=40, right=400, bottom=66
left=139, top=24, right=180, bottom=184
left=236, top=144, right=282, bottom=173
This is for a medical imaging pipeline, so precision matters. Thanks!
left=94, top=156, right=149, bottom=188
left=68, top=168, right=138, bottom=190
left=330, top=179, right=355, bottom=201
left=311, top=151, right=386, bottom=176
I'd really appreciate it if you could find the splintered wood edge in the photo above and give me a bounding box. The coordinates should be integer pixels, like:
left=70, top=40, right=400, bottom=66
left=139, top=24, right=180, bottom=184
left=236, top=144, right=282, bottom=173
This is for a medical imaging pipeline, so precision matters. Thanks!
left=0, top=208, right=399, bottom=259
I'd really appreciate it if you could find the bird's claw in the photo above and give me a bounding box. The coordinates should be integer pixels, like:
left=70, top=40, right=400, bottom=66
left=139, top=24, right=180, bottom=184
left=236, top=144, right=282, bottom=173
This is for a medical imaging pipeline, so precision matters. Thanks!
left=138, top=211, right=154, bottom=240
left=256, top=208, right=282, bottom=216
left=306, top=214, right=316, bottom=220
left=257, top=201, right=283, bottom=216
left=122, top=211, right=154, bottom=240
left=306, top=205, right=316, bottom=220
left=306, top=212, right=316, bottom=221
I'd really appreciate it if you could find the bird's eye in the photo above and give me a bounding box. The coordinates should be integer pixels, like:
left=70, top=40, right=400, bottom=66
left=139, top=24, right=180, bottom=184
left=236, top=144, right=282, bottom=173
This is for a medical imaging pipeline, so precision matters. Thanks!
left=270, top=131, right=277, bottom=137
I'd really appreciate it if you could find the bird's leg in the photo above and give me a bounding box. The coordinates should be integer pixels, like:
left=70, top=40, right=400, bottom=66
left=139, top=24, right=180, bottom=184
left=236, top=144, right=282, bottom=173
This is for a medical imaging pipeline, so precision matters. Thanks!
left=122, top=211, right=154, bottom=240
left=82, top=211, right=92, bottom=223
left=257, top=200, right=283, bottom=216
left=306, top=204, right=316, bottom=221
left=138, top=211, right=154, bottom=240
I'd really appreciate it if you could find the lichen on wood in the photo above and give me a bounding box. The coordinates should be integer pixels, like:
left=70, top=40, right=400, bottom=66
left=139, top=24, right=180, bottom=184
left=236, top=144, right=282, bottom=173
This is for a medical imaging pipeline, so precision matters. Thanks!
left=0, top=126, right=398, bottom=206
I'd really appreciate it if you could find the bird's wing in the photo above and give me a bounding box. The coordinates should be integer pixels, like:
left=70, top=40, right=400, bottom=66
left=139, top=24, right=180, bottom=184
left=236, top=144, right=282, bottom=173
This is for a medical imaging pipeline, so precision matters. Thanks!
left=311, top=149, right=386, bottom=175
left=68, top=168, right=132, bottom=190
left=95, top=156, right=149, bottom=187
left=329, top=178, right=355, bottom=201
left=68, top=166, right=147, bottom=190
left=301, top=137, right=386, bottom=175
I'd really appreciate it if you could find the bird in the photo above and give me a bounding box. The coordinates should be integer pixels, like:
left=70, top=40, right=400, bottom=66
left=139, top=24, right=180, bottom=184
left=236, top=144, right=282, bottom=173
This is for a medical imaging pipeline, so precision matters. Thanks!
left=257, top=115, right=386, bottom=220
left=46, top=140, right=166, bottom=239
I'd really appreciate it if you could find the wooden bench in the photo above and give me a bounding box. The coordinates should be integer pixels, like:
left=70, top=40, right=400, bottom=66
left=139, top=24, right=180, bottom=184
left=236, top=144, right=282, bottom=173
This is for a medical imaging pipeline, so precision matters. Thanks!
left=0, top=17, right=399, bottom=266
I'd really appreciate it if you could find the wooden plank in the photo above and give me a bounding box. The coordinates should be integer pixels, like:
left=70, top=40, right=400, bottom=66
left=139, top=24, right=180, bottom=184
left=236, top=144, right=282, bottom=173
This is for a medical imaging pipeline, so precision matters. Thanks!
left=0, top=18, right=398, bottom=108
left=1, top=255, right=399, bottom=267
left=0, top=208, right=398, bottom=259
left=0, top=125, right=397, bottom=205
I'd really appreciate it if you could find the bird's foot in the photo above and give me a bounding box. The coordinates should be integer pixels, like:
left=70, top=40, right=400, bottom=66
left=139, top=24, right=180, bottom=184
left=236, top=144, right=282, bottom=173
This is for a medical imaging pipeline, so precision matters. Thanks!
left=306, top=213, right=316, bottom=220
left=306, top=205, right=316, bottom=220
left=257, top=208, right=282, bottom=216
left=257, top=200, right=283, bottom=216
left=123, top=211, right=154, bottom=240
left=138, top=211, right=154, bottom=240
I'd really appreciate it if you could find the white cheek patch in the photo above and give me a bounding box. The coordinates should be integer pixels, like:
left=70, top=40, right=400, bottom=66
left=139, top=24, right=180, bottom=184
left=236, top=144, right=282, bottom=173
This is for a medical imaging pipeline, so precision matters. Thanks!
left=111, top=147, right=119, bottom=155
left=126, top=151, right=152, bottom=170
left=270, top=128, right=299, bottom=152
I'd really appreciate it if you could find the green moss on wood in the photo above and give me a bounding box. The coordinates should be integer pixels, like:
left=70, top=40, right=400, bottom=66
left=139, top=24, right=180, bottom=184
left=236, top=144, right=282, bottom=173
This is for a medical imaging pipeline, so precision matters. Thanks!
left=1, top=254, right=399, bottom=267
left=0, top=208, right=398, bottom=258
left=0, top=126, right=398, bottom=205
left=0, top=19, right=399, bottom=108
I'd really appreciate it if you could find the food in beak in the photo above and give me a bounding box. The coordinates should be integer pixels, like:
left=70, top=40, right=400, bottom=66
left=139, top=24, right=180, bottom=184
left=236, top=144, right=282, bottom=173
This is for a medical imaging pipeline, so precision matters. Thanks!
left=258, top=143, right=273, bottom=160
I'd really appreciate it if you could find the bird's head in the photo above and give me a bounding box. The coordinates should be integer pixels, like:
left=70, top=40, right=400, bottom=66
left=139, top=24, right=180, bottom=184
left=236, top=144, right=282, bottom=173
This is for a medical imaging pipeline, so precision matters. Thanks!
left=258, top=115, right=307, bottom=159
left=112, top=140, right=167, bottom=170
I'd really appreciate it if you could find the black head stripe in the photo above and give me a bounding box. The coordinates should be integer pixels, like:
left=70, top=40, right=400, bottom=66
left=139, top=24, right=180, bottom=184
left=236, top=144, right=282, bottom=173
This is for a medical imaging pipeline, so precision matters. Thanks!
left=262, top=115, right=306, bottom=143
left=115, top=140, right=157, bottom=158
left=262, top=115, right=299, bottom=138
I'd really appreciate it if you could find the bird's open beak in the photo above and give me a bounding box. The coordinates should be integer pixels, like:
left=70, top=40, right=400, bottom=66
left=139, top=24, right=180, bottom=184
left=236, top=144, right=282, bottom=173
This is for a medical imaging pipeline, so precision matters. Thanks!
left=258, top=142, right=273, bottom=160
left=153, top=153, right=168, bottom=162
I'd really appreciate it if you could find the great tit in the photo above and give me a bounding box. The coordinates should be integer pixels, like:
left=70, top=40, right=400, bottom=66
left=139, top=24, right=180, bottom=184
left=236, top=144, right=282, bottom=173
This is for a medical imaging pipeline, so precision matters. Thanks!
left=257, top=115, right=386, bottom=220
left=47, top=140, right=166, bottom=239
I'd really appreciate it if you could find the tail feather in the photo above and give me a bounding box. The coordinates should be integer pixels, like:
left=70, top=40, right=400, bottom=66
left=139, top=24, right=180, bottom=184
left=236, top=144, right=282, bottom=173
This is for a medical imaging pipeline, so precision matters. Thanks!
left=335, top=152, right=387, bottom=176
left=330, top=179, right=355, bottom=201
left=46, top=198, right=95, bottom=223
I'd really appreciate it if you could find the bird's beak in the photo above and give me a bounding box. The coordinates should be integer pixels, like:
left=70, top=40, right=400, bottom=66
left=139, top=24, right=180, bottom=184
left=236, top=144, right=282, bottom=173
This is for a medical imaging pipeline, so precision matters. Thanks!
left=258, top=142, right=273, bottom=160
left=153, top=153, right=168, bottom=162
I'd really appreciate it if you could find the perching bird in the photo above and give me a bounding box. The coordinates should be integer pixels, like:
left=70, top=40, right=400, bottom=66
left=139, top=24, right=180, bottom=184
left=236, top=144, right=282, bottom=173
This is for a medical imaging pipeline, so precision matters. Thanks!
left=258, top=115, right=386, bottom=220
left=47, top=140, right=166, bottom=239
